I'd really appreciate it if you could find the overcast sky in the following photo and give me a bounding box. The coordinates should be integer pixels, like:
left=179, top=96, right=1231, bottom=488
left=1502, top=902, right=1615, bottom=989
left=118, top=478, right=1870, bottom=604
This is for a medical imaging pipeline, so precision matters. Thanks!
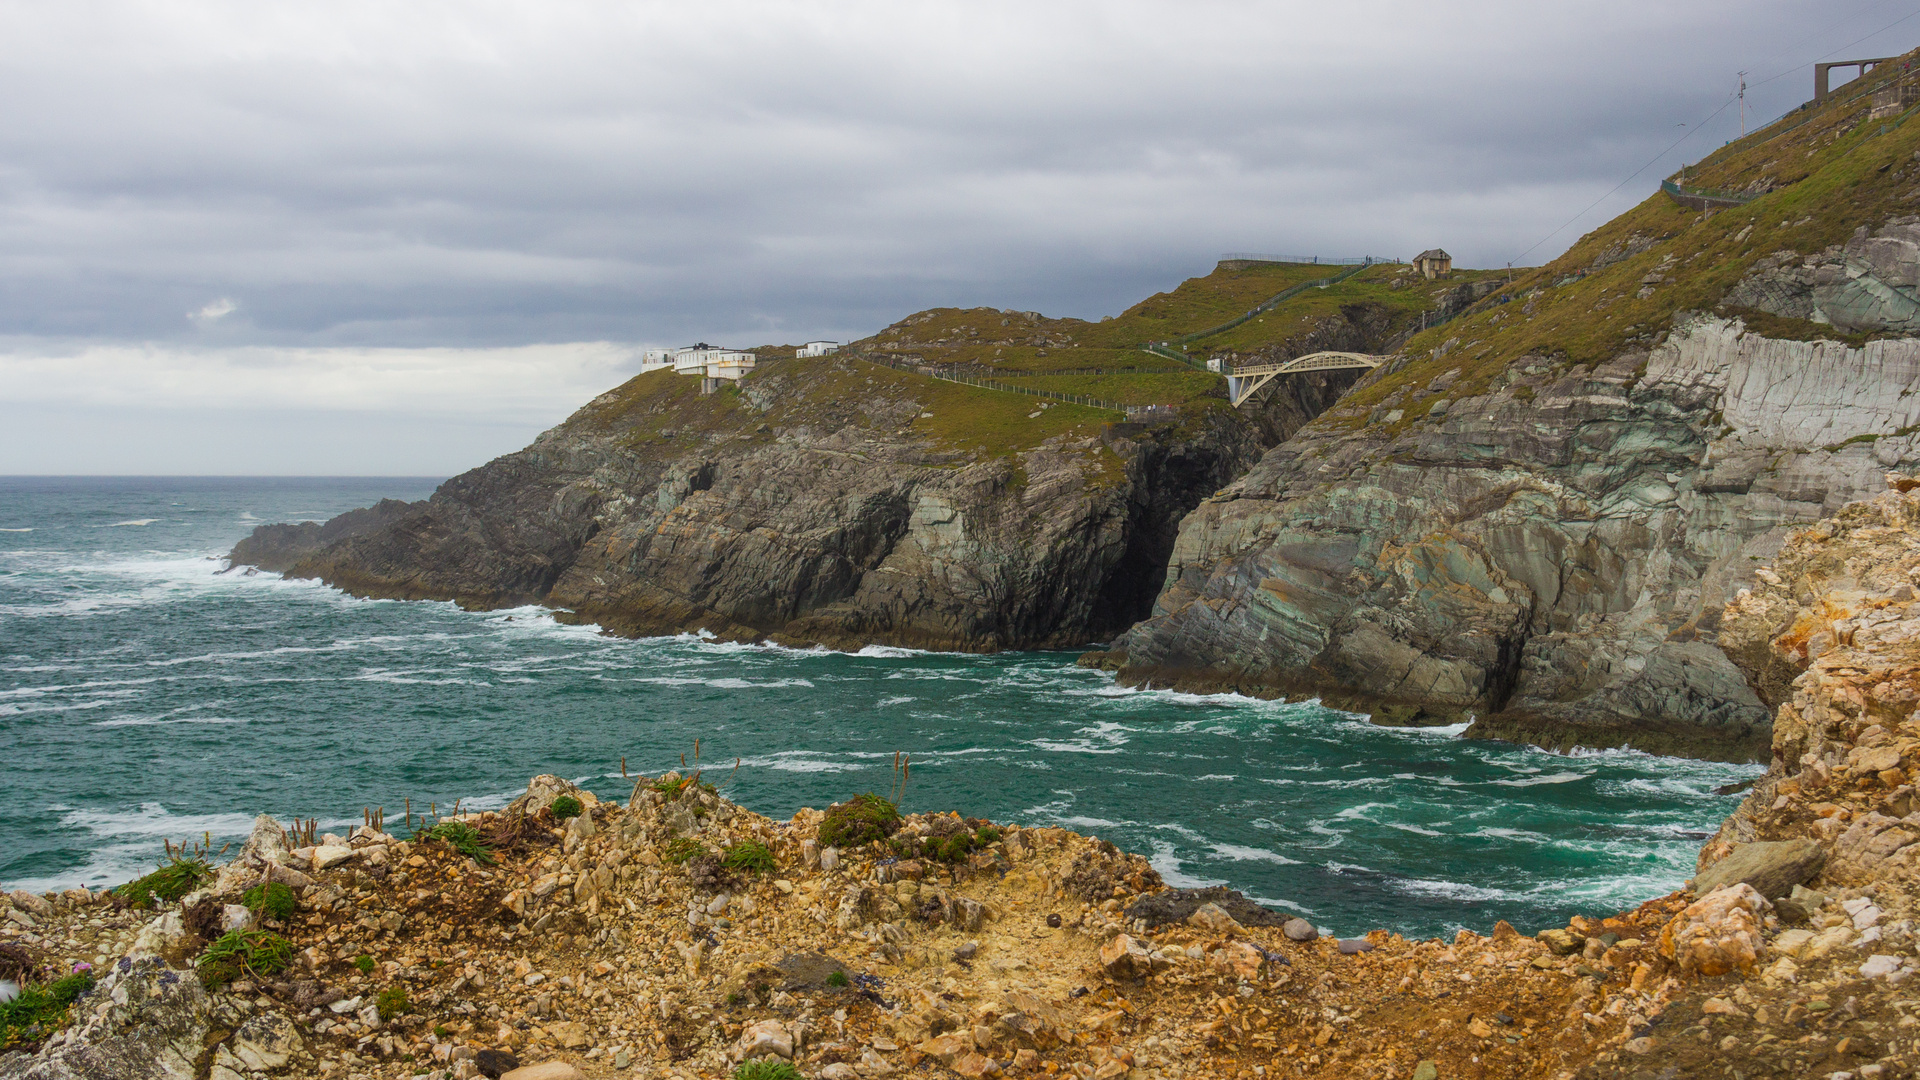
left=2, top=0, right=1914, bottom=475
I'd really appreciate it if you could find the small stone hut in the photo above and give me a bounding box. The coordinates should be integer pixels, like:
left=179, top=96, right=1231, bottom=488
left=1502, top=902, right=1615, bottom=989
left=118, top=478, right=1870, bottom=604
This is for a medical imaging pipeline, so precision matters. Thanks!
left=1412, top=249, right=1453, bottom=279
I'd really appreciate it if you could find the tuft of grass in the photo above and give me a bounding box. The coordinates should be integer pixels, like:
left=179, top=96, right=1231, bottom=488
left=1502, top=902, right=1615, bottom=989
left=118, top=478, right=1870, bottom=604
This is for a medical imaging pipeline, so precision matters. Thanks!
left=824, top=970, right=850, bottom=988
left=415, top=821, right=497, bottom=865
left=733, top=1061, right=804, bottom=1080
left=0, top=973, right=93, bottom=1050
left=549, top=795, right=584, bottom=820
left=663, top=838, right=708, bottom=865
left=112, top=856, right=211, bottom=910
left=722, top=840, right=775, bottom=875
left=242, top=881, right=297, bottom=922
left=375, top=985, right=409, bottom=1020
left=354, top=954, right=376, bottom=975
left=197, top=930, right=294, bottom=988
left=818, top=794, right=902, bottom=849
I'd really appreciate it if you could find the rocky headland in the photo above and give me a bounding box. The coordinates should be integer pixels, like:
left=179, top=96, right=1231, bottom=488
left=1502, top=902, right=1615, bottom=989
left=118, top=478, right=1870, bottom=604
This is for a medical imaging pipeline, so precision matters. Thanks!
left=1104, top=61, right=1920, bottom=761
left=7, top=476, right=1920, bottom=1079
left=228, top=275, right=1442, bottom=653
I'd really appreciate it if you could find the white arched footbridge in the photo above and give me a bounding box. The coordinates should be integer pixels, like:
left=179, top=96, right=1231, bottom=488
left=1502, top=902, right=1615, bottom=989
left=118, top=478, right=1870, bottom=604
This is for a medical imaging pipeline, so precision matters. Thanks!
left=1225, top=351, right=1384, bottom=407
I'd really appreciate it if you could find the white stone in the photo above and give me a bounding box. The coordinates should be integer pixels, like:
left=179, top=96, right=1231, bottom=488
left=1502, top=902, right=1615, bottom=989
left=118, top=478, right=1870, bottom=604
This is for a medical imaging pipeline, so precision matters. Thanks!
left=1860, top=954, right=1904, bottom=979
left=734, top=1018, right=794, bottom=1060
left=1852, top=904, right=1883, bottom=930
left=221, top=905, right=254, bottom=933
left=311, top=846, right=356, bottom=871
left=229, top=1010, right=302, bottom=1070
left=707, top=894, right=730, bottom=915
left=819, top=847, right=840, bottom=872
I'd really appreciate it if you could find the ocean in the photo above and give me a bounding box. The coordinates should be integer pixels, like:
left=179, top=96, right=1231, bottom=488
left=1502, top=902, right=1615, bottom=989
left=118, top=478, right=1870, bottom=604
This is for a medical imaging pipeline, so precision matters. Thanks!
left=0, top=476, right=1761, bottom=939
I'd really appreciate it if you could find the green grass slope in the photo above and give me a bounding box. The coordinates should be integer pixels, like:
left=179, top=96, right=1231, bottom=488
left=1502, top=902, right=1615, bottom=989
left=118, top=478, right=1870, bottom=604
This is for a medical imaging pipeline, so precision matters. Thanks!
left=1333, top=46, right=1920, bottom=426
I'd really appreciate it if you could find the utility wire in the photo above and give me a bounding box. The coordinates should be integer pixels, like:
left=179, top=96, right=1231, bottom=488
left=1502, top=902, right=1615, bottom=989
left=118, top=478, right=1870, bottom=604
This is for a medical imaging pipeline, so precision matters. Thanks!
left=1751, top=5, right=1920, bottom=89
left=1508, top=95, right=1736, bottom=266
left=1508, top=6, right=1920, bottom=268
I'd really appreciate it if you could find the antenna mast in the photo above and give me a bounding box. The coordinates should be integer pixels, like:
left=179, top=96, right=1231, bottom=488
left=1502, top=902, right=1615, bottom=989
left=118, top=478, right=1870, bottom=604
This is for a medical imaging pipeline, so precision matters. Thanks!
left=1738, top=71, right=1749, bottom=135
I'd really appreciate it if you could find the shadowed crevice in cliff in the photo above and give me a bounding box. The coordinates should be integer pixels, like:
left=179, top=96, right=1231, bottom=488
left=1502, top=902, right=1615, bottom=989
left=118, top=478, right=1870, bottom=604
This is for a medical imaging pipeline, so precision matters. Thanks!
left=230, top=354, right=1281, bottom=653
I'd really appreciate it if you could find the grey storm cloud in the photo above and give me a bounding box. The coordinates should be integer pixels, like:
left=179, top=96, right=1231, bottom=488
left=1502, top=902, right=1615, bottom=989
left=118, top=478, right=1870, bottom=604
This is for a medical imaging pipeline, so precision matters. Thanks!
left=0, top=0, right=1912, bottom=473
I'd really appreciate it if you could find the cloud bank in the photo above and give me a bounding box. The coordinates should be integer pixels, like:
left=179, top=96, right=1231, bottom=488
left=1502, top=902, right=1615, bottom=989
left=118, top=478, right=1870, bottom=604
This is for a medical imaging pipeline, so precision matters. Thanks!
left=0, top=0, right=1911, bottom=472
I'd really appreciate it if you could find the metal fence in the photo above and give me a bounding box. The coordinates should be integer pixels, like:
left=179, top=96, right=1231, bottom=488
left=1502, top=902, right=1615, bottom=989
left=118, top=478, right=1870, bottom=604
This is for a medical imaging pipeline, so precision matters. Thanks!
left=1660, top=179, right=1759, bottom=207
left=859, top=353, right=1134, bottom=415
left=1219, top=254, right=1403, bottom=265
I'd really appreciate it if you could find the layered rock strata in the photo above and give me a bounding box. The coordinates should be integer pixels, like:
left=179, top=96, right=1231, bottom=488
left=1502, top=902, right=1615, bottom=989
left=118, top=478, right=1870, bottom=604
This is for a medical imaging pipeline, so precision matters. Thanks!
left=232, top=357, right=1265, bottom=652
left=1111, top=316, right=1920, bottom=760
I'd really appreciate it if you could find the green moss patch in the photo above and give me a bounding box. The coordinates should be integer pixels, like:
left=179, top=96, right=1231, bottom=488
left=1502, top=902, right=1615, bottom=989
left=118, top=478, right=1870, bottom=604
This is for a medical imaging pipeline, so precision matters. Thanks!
left=817, top=793, right=902, bottom=849
left=0, top=973, right=94, bottom=1050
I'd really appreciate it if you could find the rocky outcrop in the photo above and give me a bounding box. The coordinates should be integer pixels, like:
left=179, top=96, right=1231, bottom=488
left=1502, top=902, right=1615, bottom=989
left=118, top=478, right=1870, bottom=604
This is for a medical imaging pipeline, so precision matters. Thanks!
left=0, top=958, right=209, bottom=1080
left=1112, top=316, right=1920, bottom=759
left=1725, top=217, right=1920, bottom=334
left=227, top=499, right=416, bottom=573
left=1708, top=481, right=1920, bottom=877
left=233, top=357, right=1266, bottom=652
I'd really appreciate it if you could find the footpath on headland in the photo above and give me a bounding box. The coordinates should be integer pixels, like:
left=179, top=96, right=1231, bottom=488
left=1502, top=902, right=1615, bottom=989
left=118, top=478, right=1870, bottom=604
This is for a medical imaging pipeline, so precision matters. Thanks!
left=7, top=483, right=1920, bottom=1080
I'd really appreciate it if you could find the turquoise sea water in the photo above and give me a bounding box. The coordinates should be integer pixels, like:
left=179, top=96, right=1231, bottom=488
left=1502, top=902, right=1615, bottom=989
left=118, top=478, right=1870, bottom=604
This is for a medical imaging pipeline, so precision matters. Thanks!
left=0, top=476, right=1762, bottom=939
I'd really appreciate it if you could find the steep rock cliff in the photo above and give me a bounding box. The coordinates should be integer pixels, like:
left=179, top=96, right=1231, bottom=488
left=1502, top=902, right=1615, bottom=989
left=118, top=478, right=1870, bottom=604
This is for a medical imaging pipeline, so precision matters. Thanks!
left=1109, top=61, right=1920, bottom=760
left=235, top=354, right=1265, bottom=651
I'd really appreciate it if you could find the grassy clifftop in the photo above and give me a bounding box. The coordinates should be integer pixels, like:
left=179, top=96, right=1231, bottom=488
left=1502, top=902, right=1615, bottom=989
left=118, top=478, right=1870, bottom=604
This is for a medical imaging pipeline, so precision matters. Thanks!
left=1337, top=45, right=1920, bottom=423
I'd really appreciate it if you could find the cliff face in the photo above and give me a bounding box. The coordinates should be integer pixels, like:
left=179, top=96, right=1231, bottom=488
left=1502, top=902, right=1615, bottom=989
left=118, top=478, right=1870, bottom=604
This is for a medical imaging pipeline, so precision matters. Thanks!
left=1112, top=318, right=1920, bottom=759
left=1108, top=60, right=1920, bottom=760
left=1709, top=480, right=1920, bottom=871
left=235, top=354, right=1264, bottom=652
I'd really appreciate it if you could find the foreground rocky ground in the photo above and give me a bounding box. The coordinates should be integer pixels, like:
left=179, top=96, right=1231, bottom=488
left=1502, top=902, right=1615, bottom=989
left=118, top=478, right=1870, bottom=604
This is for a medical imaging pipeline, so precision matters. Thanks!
left=10, top=482, right=1920, bottom=1080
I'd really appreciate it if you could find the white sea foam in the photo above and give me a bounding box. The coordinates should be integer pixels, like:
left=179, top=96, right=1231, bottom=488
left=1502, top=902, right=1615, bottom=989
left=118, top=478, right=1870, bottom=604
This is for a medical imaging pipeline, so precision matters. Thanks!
left=1387, top=822, right=1445, bottom=837
left=1390, top=876, right=1515, bottom=902
left=103, top=519, right=159, bottom=527
left=876, top=695, right=915, bottom=707
left=1208, top=842, right=1301, bottom=866
left=1487, top=770, right=1591, bottom=787
left=1470, top=826, right=1553, bottom=843
left=612, top=674, right=818, bottom=690
left=736, top=752, right=868, bottom=774
left=0, top=528, right=31, bottom=532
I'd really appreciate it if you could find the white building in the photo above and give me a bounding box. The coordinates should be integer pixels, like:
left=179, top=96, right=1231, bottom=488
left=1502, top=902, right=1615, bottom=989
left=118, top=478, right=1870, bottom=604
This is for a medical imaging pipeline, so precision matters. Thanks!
left=638, top=343, right=757, bottom=389
left=797, top=340, right=839, bottom=357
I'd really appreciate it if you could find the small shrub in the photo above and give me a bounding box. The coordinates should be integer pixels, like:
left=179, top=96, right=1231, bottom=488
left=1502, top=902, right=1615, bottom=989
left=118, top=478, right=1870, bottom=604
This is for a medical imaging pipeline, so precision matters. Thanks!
left=112, top=856, right=212, bottom=910
left=653, top=774, right=717, bottom=798
left=549, top=795, right=583, bottom=820
left=375, top=985, right=409, bottom=1020
left=824, top=969, right=850, bottom=988
left=415, top=821, right=496, bottom=865
left=976, top=825, right=1002, bottom=845
left=197, top=930, right=294, bottom=988
left=818, top=794, right=901, bottom=849
left=925, top=831, right=979, bottom=864
left=663, top=838, right=708, bottom=865
left=434, top=1025, right=451, bottom=1038
left=722, top=840, right=775, bottom=875
left=354, top=954, right=376, bottom=975
left=0, top=973, right=93, bottom=1050
left=242, top=882, right=297, bottom=921
left=733, top=1061, right=803, bottom=1080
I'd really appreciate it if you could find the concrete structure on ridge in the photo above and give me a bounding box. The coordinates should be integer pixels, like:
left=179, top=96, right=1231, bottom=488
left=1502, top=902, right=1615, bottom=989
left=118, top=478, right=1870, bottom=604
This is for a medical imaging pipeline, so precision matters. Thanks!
left=1412, top=249, right=1452, bottom=279
left=639, top=343, right=758, bottom=391
left=797, top=340, right=839, bottom=357
left=1817, top=57, right=1899, bottom=102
